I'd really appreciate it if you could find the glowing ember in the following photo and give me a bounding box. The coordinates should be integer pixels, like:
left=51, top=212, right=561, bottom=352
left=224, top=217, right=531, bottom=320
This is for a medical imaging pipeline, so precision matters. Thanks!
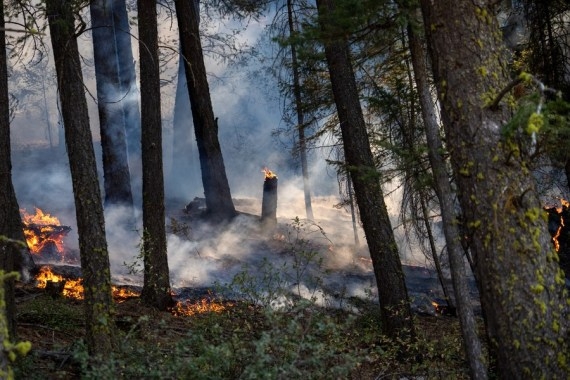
left=21, top=208, right=70, bottom=255
left=170, top=299, right=233, bottom=317
left=112, top=286, right=140, bottom=303
left=35, top=266, right=84, bottom=299
left=262, top=167, right=277, bottom=180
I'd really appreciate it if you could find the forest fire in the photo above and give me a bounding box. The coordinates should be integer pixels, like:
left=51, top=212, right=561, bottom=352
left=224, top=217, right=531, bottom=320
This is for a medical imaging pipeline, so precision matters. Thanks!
left=544, top=199, right=570, bottom=281
left=34, top=266, right=231, bottom=314
left=35, top=266, right=84, bottom=299
left=546, top=198, right=569, bottom=252
left=21, top=207, right=71, bottom=257
left=170, top=298, right=234, bottom=317
left=431, top=299, right=456, bottom=316
left=34, top=266, right=139, bottom=302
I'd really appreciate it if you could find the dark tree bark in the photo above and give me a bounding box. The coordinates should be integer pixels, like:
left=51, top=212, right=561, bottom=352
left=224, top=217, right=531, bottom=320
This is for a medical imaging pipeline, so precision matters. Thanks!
left=287, top=0, right=313, bottom=220
left=421, top=0, right=569, bottom=377
left=167, top=51, right=199, bottom=202
left=316, top=0, right=414, bottom=338
left=138, top=0, right=173, bottom=310
left=46, top=0, right=114, bottom=357
left=175, top=0, right=236, bottom=221
left=0, top=0, right=34, bottom=339
left=90, top=0, right=138, bottom=210
left=407, top=11, right=487, bottom=380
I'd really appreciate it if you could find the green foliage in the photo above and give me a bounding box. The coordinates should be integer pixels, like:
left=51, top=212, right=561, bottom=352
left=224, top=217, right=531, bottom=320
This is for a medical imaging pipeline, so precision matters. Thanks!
left=17, top=296, right=83, bottom=329
left=225, top=217, right=330, bottom=308
left=123, top=229, right=153, bottom=276
left=502, top=87, right=570, bottom=167
left=0, top=270, right=31, bottom=380
left=167, top=217, right=192, bottom=240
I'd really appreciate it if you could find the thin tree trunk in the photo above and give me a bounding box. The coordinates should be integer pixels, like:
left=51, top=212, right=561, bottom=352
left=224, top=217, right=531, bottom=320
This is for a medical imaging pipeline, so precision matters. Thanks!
left=398, top=31, right=453, bottom=310
left=46, top=0, right=114, bottom=357
left=346, top=174, right=360, bottom=246
left=316, top=0, right=413, bottom=338
left=418, top=193, right=453, bottom=307
left=168, top=1, right=199, bottom=203
left=175, top=0, right=236, bottom=221
left=0, top=0, right=34, bottom=339
left=408, top=12, right=488, bottom=380
left=287, top=0, right=313, bottom=220
left=168, top=50, right=199, bottom=202
left=138, top=0, right=173, bottom=311
left=421, top=0, right=569, bottom=377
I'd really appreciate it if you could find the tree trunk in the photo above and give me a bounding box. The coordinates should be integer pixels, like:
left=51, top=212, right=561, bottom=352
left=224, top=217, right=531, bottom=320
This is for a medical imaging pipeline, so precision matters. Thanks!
left=407, top=13, right=487, bottom=379
left=175, top=0, right=236, bottom=221
left=168, top=50, right=200, bottom=202
left=0, top=0, right=34, bottom=339
left=46, top=0, right=115, bottom=357
left=90, top=0, right=137, bottom=211
left=421, top=0, right=569, bottom=377
left=287, top=0, right=313, bottom=220
left=316, top=0, right=413, bottom=339
left=138, top=0, right=173, bottom=311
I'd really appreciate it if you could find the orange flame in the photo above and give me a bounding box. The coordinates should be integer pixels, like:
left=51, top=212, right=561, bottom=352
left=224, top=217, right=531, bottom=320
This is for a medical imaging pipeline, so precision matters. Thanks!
left=35, top=266, right=84, bottom=299
left=35, top=266, right=140, bottom=302
left=170, top=298, right=233, bottom=317
left=112, top=286, right=140, bottom=303
left=21, top=208, right=67, bottom=255
left=262, top=167, right=277, bottom=180
left=549, top=198, right=568, bottom=252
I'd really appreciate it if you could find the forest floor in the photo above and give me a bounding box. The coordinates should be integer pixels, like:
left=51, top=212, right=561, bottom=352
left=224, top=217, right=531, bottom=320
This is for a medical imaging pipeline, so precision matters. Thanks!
left=12, top=197, right=479, bottom=379
left=14, top=283, right=474, bottom=379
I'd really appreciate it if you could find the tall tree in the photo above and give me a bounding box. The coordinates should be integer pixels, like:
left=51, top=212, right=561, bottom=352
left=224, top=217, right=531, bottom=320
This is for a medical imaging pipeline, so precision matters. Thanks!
left=138, top=0, right=173, bottom=310
left=168, top=51, right=199, bottom=203
left=316, top=0, right=413, bottom=338
left=90, top=0, right=138, bottom=211
left=421, top=0, right=569, bottom=377
left=406, top=9, right=486, bottom=379
left=175, top=0, right=236, bottom=221
left=0, top=0, right=34, bottom=339
left=46, top=0, right=115, bottom=357
left=287, top=0, right=314, bottom=220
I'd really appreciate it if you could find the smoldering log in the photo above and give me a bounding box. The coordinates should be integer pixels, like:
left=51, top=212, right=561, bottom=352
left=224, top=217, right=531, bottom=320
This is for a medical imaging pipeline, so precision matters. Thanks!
left=261, top=171, right=278, bottom=229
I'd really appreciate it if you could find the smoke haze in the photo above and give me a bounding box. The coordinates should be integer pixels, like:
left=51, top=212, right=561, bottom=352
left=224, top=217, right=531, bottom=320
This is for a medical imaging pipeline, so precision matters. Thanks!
left=8, top=7, right=447, bottom=313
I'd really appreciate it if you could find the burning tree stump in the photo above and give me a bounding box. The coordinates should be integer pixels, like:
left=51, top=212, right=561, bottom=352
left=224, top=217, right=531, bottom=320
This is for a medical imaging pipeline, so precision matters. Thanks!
left=45, top=280, right=67, bottom=299
left=261, top=168, right=278, bottom=231
left=21, top=208, right=72, bottom=260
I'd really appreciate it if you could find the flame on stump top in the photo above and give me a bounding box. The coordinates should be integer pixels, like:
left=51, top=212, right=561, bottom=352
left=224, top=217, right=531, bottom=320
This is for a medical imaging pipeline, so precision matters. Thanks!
left=262, top=167, right=277, bottom=180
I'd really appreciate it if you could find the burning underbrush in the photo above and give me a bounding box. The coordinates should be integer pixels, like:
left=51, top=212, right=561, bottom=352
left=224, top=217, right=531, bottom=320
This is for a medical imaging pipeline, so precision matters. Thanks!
left=32, top=265, right=234, bottom=318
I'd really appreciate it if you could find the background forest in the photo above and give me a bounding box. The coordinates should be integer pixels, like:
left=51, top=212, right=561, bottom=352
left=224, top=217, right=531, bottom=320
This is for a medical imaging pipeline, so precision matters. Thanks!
left=0, top=0, right=569, bottom=379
